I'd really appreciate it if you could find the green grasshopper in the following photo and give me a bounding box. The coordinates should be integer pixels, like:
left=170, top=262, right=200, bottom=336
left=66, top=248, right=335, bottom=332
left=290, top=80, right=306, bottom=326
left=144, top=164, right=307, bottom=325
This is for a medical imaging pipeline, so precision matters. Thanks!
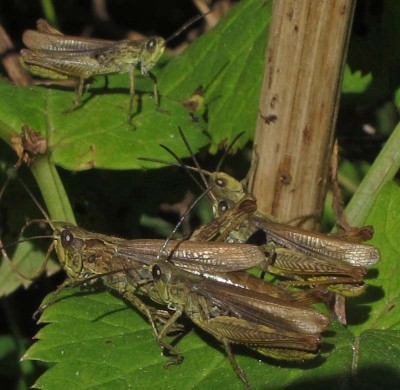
left=149, top=260, right=329, bottom=389
left=20, top=19, right=166, bottom=124
left=20, top=19, right=167, bottom=124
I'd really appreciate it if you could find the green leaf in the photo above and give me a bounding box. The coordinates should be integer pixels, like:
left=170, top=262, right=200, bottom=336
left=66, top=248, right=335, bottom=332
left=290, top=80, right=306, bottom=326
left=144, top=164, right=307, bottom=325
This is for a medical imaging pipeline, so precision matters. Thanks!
left=341, top=65, right=373, bottom=95
left=0, top=241, right=59, bottom=297
left=347, top=1, right=400, bottom=102
left=24, top=280, right=400, bottom=390
left=158, top=0, right=272, bottom=151
left=0, top=74, right=208, bottom=172
left=348, top=182, right=400, bottom=333
left=26, top=288, right=247, bottom=389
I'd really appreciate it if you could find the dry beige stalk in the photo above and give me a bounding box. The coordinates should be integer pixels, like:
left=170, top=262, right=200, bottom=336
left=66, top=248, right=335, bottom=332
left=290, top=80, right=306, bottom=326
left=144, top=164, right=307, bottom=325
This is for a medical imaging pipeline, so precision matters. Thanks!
left=249, top=0, right=356, bottom=229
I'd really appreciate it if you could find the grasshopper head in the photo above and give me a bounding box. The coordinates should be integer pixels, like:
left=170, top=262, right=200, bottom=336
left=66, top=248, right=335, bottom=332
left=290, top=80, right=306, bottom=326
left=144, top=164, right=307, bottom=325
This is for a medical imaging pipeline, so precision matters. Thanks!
left=151, top=262, right=188, bottom=309
left=209, top=172, right=247, bottom=216
left=53, top=223, right=85, bottom=280
left=53, top=223, right=118, bottom=280
left=140, top=36, right=166, bottom=73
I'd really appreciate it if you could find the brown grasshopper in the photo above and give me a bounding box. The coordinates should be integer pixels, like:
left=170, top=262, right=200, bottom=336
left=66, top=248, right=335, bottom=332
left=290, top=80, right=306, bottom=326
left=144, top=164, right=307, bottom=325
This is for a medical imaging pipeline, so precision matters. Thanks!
left=149, top=260, right=329, bottom=389
left=45, top=220, right=325, bottom=310
left=205, top=172, right=379, bottom=288
left=191, top=192, right=371, bottom=297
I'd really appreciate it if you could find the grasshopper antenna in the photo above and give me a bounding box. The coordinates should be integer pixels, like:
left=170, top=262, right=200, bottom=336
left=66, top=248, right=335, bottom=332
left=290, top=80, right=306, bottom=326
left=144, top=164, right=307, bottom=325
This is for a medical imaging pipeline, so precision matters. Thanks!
left=0, top=175, right=12, bottom=203
left=0, top=235, right=54, bottom=281
left=0, top=172, right=55, bottom=281
left=138, top=156, right=212, bottom=175
left=178, top=127, right=216, bottom=202
left=157, top=185, right=212, bottom=260
left=16, top=177, right=54, bottom=229
left=159, top=144, right=206, bottom=192
left=177, top=127, right=212, bottom=194
left=166, top=9, right=214, bottom=43
left=215, top=131, right=245, bottom=171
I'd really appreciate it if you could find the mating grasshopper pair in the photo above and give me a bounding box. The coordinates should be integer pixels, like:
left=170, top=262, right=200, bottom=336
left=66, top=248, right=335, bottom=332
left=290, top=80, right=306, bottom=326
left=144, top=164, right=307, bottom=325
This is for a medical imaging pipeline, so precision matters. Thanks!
left=31, top=134, right=379, bottom=386
left=0, top=122, right=380, bottom=388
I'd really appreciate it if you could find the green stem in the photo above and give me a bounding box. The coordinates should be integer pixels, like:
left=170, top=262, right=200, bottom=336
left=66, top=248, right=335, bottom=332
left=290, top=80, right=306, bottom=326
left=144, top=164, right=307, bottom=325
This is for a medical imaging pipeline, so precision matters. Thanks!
left=345, top=121, right=400, bottom=226
left=30, top=155, right=76, bottom=224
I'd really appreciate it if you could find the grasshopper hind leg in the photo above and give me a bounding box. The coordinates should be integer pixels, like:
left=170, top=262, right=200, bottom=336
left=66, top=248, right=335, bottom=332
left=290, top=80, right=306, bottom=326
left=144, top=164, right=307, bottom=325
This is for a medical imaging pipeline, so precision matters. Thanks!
left=222, top=339, right=251, bottom=389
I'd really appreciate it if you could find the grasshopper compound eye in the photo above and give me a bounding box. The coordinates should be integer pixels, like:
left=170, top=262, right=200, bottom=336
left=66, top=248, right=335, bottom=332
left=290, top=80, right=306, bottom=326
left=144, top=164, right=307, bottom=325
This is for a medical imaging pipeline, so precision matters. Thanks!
left=146, top=38, right=157, bottom=53
left=152, top=264, right=162, bottom=281
left=218, top=200, right=229, bottom=213
left=60, top=229, right=74, bottom=248
left=215, top=177, right=227, bottom=188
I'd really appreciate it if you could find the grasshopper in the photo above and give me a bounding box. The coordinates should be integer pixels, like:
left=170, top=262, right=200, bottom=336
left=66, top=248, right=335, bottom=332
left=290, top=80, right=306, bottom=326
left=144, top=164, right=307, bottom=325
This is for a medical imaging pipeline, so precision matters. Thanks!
left=149, top=260, right=329, bottom=389
left=206, top=171, right=380, bottom=266
left=20, top=19, right=165, bottom=124
left=48, top=221, right=326, bottom=307
left=191, top=193, right=370, bottom=297
left=20, top=7, right=218, bottom=125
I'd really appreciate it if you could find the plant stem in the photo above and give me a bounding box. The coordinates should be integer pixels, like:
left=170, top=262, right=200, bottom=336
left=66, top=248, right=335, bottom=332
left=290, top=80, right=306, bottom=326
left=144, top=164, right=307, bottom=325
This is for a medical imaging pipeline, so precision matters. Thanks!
left=250, top=0, right=356, bottom=229
left=345, top=121, right=400, bottom=226
left=29, top=155, right=76, bottom=224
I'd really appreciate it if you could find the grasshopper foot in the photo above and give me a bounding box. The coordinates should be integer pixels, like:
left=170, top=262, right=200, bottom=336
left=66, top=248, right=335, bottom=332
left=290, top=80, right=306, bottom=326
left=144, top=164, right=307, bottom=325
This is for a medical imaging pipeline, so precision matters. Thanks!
left=156, top=106, right=169, bottom=115
left=62, top=103, right=82, bottom=115
left=164, top=354, right=184, bottom=368
left=126, top=115, right=137, bottom=129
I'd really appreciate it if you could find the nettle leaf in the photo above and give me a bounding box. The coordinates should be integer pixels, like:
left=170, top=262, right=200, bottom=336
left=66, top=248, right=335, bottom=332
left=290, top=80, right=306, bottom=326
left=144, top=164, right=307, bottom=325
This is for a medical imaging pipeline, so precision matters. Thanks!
left=158, top=0, right=272, bottom=152
left=0, top=76, right=208, bottom=171
left=0, top=0, right=273, bottom=170
left=21, top=288, right=341, bottom=389
left=24, top=286, right=399, bottom=389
